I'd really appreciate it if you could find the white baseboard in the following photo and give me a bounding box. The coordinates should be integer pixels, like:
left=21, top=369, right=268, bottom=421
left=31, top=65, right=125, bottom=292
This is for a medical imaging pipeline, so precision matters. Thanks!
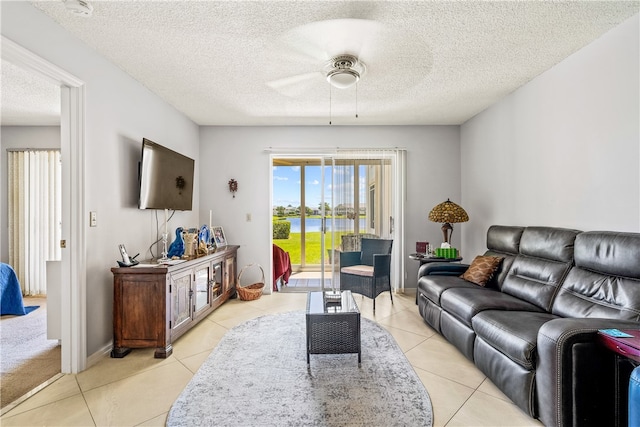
left=86, top=342, right=112, bottom=369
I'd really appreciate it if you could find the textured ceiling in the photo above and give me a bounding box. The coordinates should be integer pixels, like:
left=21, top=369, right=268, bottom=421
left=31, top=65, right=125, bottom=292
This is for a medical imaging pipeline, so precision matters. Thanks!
left=1, top=59, right=61, bottom=126
left=3, top=1, right=639, bottom=126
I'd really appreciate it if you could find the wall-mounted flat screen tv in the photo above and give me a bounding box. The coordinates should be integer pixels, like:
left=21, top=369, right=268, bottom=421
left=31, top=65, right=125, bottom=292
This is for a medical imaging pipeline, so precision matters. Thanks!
left=138, top=138, right=194, bottom=211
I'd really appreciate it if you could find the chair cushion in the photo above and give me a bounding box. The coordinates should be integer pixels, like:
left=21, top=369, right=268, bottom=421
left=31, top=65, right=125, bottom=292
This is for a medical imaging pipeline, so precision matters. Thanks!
left=472, top=310, right=559, bottom=370
left=461, top=255, right=504, bottom=286
left=341, top=265, right=374, bottom=277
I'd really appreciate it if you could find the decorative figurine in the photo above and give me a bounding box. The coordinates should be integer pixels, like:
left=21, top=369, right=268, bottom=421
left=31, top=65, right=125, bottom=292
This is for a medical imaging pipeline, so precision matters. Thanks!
left=167, top=227, right=185, bottom=258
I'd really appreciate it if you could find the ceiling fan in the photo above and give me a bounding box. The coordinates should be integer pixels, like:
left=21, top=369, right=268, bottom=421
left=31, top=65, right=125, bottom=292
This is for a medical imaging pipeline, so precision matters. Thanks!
left=266, top=19, right=381, bottom=97
left=268, top=53, right=365, bottom=93
left=266, top=18, right=432, bottom=99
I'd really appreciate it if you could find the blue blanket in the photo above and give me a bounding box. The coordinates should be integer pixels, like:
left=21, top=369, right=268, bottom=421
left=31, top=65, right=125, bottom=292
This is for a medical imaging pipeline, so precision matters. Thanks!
left=1, top=263, right=38, bottom=315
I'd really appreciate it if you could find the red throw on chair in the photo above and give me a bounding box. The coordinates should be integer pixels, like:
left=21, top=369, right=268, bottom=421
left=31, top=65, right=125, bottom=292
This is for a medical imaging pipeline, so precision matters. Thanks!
left=272, top=244, right=292, bottom=291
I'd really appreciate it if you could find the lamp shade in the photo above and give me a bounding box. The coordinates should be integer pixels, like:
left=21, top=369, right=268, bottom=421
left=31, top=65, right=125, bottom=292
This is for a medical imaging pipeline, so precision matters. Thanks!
left=428, top=199, right=469, bottom=224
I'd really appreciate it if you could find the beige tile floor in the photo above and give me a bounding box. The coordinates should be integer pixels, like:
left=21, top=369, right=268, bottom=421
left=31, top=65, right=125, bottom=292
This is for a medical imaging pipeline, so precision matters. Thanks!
left=1, top=290, right=543, bottom=427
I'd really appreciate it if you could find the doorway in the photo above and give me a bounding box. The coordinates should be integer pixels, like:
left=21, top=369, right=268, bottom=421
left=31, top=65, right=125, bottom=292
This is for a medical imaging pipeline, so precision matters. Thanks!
left=1, top=61, right=63, bottom=409
left=2, top=36, right=87, bottom=377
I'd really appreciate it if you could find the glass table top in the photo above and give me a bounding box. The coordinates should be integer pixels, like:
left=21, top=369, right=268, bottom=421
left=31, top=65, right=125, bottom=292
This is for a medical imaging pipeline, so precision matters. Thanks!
left=306, top=290, right=359, bottom=315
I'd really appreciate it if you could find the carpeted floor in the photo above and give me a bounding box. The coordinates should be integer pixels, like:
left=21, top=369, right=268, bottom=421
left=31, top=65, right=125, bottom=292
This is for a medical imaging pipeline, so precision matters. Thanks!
left=168, top=311, right=432, bottom=426
left=0, top=296, right=61, bottom=408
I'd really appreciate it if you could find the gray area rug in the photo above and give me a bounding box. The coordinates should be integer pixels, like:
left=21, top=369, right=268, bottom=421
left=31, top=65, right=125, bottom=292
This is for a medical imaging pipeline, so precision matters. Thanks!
left=168, top=311, right=432, bottom=426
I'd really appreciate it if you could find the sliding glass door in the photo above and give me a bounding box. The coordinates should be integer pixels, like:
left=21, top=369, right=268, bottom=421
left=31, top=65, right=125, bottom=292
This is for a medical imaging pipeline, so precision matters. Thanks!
left=272, top=149, right=405, bottom=292
left=272, top=157, right=334, bottom=290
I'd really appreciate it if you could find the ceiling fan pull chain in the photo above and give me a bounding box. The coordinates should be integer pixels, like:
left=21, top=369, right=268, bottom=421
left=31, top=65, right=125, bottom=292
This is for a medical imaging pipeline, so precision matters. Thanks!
left=329, top=84, right=332, bottom=125
left=355, top=82, right=359, bottom=119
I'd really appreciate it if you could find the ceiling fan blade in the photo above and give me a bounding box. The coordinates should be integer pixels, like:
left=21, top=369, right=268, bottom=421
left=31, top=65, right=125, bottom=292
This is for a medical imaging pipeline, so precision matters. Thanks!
left=266, top=71, right=323, bottom=97
left=283, top=19, right=385, bottom=61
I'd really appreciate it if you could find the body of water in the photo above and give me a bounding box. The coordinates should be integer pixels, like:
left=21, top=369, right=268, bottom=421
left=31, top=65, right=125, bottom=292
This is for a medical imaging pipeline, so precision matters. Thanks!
left=285, top=217, right=366, bottom=233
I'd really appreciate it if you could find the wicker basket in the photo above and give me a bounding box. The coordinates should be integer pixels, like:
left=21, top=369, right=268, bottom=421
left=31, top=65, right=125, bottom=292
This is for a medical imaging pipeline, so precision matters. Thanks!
left=236, top=263, right=265, bottom=301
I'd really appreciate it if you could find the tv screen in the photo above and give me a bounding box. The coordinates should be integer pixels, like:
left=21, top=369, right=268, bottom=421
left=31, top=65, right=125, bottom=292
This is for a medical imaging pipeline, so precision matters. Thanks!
left=138, top=138, right=194, bottom=211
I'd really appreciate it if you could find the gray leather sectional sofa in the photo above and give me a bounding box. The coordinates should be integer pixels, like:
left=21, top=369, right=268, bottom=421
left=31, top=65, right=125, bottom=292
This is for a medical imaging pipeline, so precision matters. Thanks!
left=417, top=225, right=640, bottom=426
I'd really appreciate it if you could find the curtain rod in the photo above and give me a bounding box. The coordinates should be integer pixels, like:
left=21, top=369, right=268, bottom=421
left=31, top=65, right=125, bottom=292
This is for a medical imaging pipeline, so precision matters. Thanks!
left=6, top=148, right=61, bottom=152
left=264, top=147, right=406, bottom=153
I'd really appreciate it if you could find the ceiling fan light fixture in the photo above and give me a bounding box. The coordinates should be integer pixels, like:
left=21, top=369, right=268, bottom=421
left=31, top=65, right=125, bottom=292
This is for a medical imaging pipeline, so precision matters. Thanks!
left=327, top=69, right=360, bottom=89
left=325, top=54, right=365, bottom=90
left=64, top=0, right=93, bottom=17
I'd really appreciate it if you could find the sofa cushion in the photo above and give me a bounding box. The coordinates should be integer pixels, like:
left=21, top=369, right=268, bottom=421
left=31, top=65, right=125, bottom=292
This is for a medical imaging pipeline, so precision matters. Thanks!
left=551, top=231, right=640, bottom=321
left=461, top=255, right=504, bottom=286
left=473, top=310, right=559, bottom=370
left=441, top=288, right=543, bottom=327
left=486, top=225, right=524, bottom=254
left=552, top=268, right=640, bottom=320
left=483, top=225, right=524, bottom=289
left=518, top=226, right=580, bottom=263
left=573, top=231, right=640, bottom=279
left=500, top=227, right=580, bottom=311
left=418, top=276, right=478, bottom=306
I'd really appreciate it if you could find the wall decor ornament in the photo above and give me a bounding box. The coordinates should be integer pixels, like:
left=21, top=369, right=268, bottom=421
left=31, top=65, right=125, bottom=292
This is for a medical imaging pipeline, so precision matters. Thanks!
left=228, top=179, right=238, bottom=198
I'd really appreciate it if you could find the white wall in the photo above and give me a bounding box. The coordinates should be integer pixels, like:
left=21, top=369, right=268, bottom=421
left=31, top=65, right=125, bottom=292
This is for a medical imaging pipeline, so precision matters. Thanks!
left=199, top=125, right=461, bottom=290
left=460, top=14, right=640, bottom=257
left=1, top=126, right=61, bottom=262
left=2, top=3, right=200, bottom=356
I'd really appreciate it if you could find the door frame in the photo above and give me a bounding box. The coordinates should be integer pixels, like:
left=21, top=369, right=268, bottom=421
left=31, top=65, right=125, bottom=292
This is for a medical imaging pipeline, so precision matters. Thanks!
left=3, top=36, right=87, bottom=373
left=269, top=149, right=406, bottom=292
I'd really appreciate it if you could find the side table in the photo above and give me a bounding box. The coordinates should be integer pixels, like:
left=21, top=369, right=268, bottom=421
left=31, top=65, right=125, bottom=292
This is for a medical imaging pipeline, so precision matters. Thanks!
left=409, top=253, right=463, bottom=265
left=597, top=329, right=640, bottom=427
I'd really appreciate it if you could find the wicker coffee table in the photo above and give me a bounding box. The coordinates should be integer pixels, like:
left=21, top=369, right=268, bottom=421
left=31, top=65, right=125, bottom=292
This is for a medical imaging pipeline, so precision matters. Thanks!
left=306, top=290, right=361, bottom=366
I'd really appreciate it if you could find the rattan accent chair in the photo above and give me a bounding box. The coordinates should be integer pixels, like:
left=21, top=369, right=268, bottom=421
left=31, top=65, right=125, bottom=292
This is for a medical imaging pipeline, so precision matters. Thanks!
left=339, top=238, right=393, bottom=312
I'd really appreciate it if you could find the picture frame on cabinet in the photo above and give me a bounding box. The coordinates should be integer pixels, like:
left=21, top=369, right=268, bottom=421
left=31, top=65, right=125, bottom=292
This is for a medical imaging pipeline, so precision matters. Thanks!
left=212, top=226, right=227, bottom=247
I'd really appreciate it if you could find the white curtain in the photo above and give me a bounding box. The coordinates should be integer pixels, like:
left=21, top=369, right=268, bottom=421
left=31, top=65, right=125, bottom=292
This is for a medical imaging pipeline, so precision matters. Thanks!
left=335, top=149, right=407, bottom=292
left=8, top=150, right=62, bottom=295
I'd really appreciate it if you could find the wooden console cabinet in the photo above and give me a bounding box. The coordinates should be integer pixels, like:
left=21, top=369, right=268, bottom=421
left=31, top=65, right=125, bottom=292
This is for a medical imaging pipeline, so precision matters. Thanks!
left=111, top=245, right=239, bottom=358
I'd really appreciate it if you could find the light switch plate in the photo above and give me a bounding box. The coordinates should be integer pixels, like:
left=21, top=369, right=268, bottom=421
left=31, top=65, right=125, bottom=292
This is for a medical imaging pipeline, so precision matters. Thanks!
left=89, top=211, right=97, bottom=227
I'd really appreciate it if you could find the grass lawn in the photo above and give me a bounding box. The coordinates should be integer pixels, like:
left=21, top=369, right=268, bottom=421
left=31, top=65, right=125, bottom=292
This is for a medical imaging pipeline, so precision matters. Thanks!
left=274, top=231, right=347, bottom=265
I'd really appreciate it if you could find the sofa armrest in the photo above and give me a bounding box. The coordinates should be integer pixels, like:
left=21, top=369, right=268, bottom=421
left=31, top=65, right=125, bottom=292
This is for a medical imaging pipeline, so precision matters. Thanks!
left=537, top=317, right=640, bottom=427
left=417, top=262, right=469, bottom=279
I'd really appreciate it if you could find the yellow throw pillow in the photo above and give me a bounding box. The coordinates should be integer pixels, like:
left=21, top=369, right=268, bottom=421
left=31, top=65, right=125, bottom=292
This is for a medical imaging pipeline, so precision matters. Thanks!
left=461, top=255, right=504, bottom=286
